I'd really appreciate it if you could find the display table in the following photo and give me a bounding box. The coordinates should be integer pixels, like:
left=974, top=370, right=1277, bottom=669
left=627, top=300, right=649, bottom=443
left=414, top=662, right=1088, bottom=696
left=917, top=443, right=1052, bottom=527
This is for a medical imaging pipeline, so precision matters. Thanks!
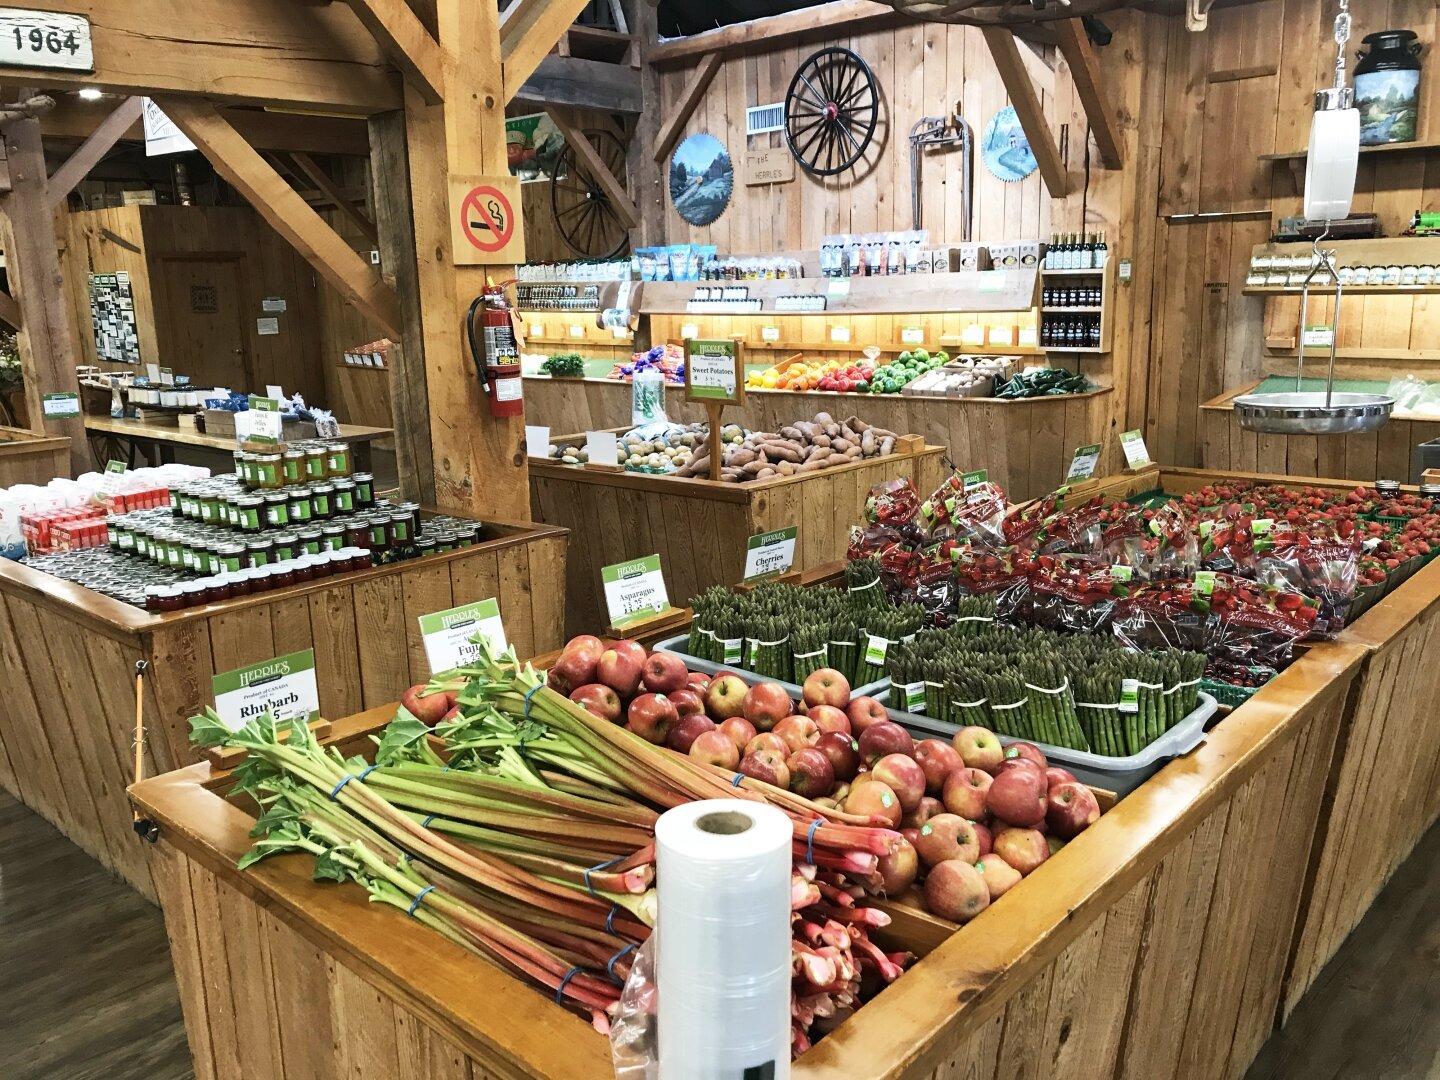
left=126, top=465, right=1440, bottom=1080
left=529, top=440, right=945, bottom=637
left=0, top=517, right=567, bottom=902
left=85, top=415, right=394, bottom=472
left=0, top=425, right=70, bottom=486
left=525, top=374, right=1113, bottom=501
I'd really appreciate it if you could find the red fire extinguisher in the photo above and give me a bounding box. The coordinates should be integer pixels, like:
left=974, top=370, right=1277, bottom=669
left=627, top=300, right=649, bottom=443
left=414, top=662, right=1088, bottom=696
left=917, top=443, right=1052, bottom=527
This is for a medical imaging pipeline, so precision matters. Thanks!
left=466, top=283, right=525, bottom=417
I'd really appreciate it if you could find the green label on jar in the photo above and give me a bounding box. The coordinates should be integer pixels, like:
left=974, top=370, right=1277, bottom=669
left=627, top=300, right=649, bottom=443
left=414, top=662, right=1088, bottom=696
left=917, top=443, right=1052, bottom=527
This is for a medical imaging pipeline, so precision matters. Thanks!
left=250, top=551, right=271, bottom=568
left=356, top=480, right=373, bottom=503
left=283, top=460, right=301, bottom=483
left=325, top=534, right=344, bottom=552
left=301, top=539, right=320, bottom=556
left=290, top=501, right=312, bottom=522
left=267, top=506, right=288, bottom=527
left=368, top=524, right=387, bottom=545
left=314, top=495, right=331, bottom=516
left=119, top=532, right=135, bottom=551
left=200, top=503, right=214, bottom=523
left=275, top=545, right=294, bottom=562
left=328, top=453, right=345, bottom=473
left=240, top=508, right=260, bottom=530
left=392, top=520, right=410, bottom=542
left=336, top=492, right=354, bottom=513
left=306, top=459, right=325, bottom=480
left=220, top=555, right=241, bottom=573
left=258, top=464, right=277, bottom=485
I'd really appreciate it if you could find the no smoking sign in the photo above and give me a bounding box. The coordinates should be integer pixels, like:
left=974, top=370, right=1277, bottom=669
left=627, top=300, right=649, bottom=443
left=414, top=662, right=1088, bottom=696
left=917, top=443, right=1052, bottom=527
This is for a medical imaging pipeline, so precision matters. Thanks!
left=449, top=174, right=525, bottom=266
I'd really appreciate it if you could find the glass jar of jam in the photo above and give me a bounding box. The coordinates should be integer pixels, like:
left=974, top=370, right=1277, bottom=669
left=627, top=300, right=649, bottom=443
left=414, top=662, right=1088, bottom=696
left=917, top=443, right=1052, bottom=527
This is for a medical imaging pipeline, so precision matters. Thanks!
left=238, top=453, right=256, bottom=488
left=304, top=445, right=328, bottom=481
left=169, top=487, right=181, bottom=512
left=397, top=502, right=422, bottom=538
left=296, top=527, right=323, bottom=556
left=433, top=531, right=456, bottom=554
left=310, top=482, right=335, bottom=520
left=326, top=441, right=353, bottom=478
left=287, top=486, right=314, bottom=525
left=215, top=542, right=246, bottom=574
left=365, top=513, right=390, bottom=551
left=343, top=518, right=369, bottom=549
left=332, top=479, right=357, bottom=515
left=253, top=453, right=283, bottom=489
left=414, top=537, right=437, bottom=558
left=454, top=522, right=479, bottom=548
left=197, top=491, right=218, bottom=525
left=154, top=585, right=185, bottom=612
left=144, top=585, right=169, bottom=612
left=291, top=557, right=314, bottom=584
left=273, top=532, right=298, bottom=563
left=117, top=521, right=136, bottom=553
left=236, top=496, right=264, bottom=532
left=282, top=449, right=306, bottom=485
left=322, top=523, right=348, bottom=551
left=247, top=537, right=276, bottom=568
left=351, top=546, right=375, bottom=570
left=264, top=492, right=290, bottom=528
left=232, top=449, right=246, bottom=481
left=271, top=563, right=297, bottom=589
left=179, top=581, right=206, bottom=608
left=352, top=472, right=375, bottom=507
left=388, top=511, right=413, bottom=547
left=307, top=553, right=334, bottom=579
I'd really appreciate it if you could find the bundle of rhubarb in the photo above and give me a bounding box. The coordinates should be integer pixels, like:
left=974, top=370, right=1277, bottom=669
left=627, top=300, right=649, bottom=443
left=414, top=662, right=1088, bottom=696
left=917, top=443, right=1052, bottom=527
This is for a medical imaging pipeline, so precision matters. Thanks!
left=203, top=644, right=910, bottom=1053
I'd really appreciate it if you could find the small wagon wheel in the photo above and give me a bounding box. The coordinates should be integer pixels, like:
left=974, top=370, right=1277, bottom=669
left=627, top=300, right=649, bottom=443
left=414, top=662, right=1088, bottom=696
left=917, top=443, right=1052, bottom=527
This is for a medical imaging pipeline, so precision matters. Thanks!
left=783, top=47, right=880, bottom=177
left=550, top=128, right=630, bottom=259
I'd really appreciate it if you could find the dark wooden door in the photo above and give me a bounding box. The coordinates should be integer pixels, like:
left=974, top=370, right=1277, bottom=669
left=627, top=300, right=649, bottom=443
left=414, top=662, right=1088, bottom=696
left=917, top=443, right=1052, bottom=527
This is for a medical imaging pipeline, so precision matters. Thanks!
left=152, top=255, right=252, bottom=390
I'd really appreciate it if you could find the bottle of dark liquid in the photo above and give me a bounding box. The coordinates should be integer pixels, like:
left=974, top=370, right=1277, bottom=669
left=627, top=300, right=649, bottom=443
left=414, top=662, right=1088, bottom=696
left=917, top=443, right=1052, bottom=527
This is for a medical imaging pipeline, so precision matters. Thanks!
left=1095, top=231, right=1108, bottom=268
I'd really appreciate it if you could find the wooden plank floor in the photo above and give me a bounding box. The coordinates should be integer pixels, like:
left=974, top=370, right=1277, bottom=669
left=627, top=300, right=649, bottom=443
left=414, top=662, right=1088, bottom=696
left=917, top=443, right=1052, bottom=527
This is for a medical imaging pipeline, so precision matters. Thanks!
left=0, top=783, right=1432, bottom=1080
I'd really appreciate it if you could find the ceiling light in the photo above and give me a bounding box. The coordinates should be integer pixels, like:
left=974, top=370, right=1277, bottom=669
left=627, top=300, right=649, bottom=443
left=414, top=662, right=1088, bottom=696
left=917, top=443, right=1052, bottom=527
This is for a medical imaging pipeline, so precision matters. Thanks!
left=77, top=88, right=102, bottom=101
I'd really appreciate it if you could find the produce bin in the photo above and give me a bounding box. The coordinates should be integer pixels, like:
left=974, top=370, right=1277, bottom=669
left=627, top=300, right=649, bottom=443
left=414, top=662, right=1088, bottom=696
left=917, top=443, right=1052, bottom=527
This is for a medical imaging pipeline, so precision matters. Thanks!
left=0, top=426, right=71, bottom=488
left=652, top=633, right=890, bottom=701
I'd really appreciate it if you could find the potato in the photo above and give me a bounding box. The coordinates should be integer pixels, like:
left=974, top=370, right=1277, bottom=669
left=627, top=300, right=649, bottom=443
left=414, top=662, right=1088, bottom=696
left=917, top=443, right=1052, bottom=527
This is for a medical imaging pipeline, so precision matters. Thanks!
left=778, top=461, right=796, bottom=476
left=728, top=447, right=757, bottom=467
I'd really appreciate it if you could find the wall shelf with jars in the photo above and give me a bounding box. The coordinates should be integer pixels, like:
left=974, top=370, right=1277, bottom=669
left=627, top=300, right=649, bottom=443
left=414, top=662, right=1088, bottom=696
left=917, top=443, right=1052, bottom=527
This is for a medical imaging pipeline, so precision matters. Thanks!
left=1243, top=237, right=1440, bottom=295
left=1039, top=235, right=1113, bottom=354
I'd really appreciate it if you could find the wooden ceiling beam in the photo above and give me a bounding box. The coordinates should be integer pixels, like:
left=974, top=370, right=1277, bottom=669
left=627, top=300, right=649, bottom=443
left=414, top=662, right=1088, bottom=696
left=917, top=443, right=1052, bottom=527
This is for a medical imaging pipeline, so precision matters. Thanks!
left=47, top=96, right=144, bottom=207
left=512, top=54, right=643, bottom=114
left=648, top=0, right=899, bottom=66
left=1054, top=18, right=1124, bottom=169
left=543, top=106, right=637, bottom=229
left=39, top=100, right=372, bottom=156
left=0, top=0, right=400, bottom=113
left=342, top=0, right=446, bottom=106
left=155, top=97, right=401, bottom=339
left=501, top=0, right=597, bottom=104
left=652, top=53, right=721, bottom=165
left=289, top=151, right=380, bottom=245
left=980, top=26, right=1068, bottom=197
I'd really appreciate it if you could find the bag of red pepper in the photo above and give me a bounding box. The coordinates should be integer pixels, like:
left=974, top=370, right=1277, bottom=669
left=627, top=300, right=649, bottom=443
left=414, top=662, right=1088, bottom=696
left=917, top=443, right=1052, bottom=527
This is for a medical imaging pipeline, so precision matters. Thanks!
left=912, top=542, right=960, bottom=627
left=1027, top=554, right=1133, bottom=635
left=847, top=522, right=905, bottom=562
left=865, top=478, right=921, bottom=528
left=1002, top=485, right=1067, bottom=551
left=951, top=545, right=1034, bottom=625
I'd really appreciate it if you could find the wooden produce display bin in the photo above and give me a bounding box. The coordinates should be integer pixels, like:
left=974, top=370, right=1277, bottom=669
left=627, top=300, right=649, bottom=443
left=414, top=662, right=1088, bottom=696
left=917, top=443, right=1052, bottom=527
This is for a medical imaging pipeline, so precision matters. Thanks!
left=524, top=374, right=1113, bottom=501
left=0, top=426, right=71, bottom=486
left=0, top=518, right=567, bottom=902
left=529, top=439, right=945, bottom=637
left=129, top=523, right=1440, bottom=1080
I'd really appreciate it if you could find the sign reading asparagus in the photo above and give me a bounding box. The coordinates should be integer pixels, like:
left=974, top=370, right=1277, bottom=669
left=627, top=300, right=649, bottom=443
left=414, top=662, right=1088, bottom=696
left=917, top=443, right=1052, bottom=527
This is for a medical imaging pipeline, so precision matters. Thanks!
left=419, top=599, right=506, bottom=676
left=212, top=649, right=320, bottom=733
left=602, top=554, right=670, bottom=627
left=744, top=526, right=798, bottom=582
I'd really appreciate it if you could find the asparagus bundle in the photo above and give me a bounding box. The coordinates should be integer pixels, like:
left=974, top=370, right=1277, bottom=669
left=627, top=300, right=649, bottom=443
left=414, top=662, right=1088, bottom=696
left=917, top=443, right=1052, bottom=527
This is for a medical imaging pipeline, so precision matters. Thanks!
left=845, top=557, right=888, bottom=612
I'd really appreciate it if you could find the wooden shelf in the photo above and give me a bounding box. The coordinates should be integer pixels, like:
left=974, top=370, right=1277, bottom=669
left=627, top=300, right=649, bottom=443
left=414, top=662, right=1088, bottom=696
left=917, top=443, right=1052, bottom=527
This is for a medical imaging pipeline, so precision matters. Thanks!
left=1041, top=306, right=1102, bottom=313
left=635, top=270, right=1039, bottom=315
left=1260, top=138, right=1440, bottom=162
left=524, top=334, right=631, bottom=345
left=1243, top=285, right=1440, bottom=296
left=935, top=337, right=1045, bottom=356
left=1046, top=346, right=1109, bottom=354
left=1040, top=267, right=1107, bottom=277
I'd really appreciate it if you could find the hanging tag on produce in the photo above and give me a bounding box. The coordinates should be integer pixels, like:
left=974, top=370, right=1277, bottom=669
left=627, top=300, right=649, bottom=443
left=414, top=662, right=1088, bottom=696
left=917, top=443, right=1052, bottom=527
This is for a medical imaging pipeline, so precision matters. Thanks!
left=211, top=649, right=320, bottom=734
left=744, top=526, right=797, bottom=582
left=603, top=554, right=671, bottom=628
left=419, top=599, right=506, bottom=676
left=1119, top=430, right=1152, bottom=469
left=1065, top=443, right=1102, bottom=483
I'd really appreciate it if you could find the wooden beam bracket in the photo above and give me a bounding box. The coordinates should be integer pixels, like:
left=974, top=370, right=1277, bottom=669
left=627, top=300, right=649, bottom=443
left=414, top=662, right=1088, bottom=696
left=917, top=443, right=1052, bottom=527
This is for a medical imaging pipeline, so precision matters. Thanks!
left=47, top=96, right=144, bottom=207
left=1054, top=18, right=1123, bottom=170
left=289, top=152, right=379, bottom=245
left=342, top=0, right=446, bottom=106
left=652, top=52, right=721, bottom=164
left=501, top=0, right=597, bottom=104
left=981, top=26, right=1068, bottom=197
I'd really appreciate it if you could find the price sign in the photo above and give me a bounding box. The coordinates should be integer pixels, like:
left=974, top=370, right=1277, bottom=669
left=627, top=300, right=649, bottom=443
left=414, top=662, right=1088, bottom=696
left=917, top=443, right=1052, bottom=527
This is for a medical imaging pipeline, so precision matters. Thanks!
left=1065, top=443, right=1102, bottom=483
left=1119, top=430, right=1152, bottom=469
left=744, top=526, right=797, bottom=582
left=978, top=271, right=1005, bottom=292
left=568, top=324, right=585, bottom=339
left=761, top=325, right=781, bottom=342
left=680, top=323, right=699, bottom=340
left=602, top=554, right=671, bottom=628
left=419, top=599, right=506, bottom=676
left=962, top=469, right=988, bottom=492
left=529, top=322, right=545, bottom=338
left=212, top=649, right=320, bottom=734
left=1301, top=325, right=1335, bottom=349
left=901, top=326, right=925, bottom=345
left=42, top=392, right=79, bottom=418
left=585, top=430, right=619, bottom=466
left=159, top=367, right=174, bottom=386
left=524, top=425, right=551, bottom=458
left=829, top=325, right=851, bottom=344
left=245, top=396, right=284, bottom=444
left=0, top=10, right=93, bottom=72
left=685, top=338, right=745, bottom=405
left=826, top=279, right=850, bottom=298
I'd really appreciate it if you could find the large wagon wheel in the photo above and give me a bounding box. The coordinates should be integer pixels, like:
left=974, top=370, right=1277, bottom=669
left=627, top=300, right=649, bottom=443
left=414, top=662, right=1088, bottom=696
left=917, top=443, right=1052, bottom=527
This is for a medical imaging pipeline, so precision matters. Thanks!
left=783, top=47, right=880, bottom=177
left=550, top=128, right=630, bottom=258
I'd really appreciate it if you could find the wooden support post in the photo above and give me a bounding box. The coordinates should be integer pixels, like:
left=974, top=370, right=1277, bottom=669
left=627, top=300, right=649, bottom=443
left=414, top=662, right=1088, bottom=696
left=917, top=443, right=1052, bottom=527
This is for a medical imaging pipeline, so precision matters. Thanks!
left=981, top=26, right=1068, bottom=197
left=1054, top=18, right=1124, bottom=170
left=652, top=53, right=721, bottom=164
left=501, top=0, right=599, bottom=104
left=342, top=0, right=446, bottom=105
left=0, top=105, right=86, bottom=472
left=289, top=152, right=380, bottom=245
left=624, top=0, right=663, bottom=254
left=543, top=107, right=638, bottom=229
left=47, top=96, right=144, bottom=208
left=155, top=97, right=402, bottom=340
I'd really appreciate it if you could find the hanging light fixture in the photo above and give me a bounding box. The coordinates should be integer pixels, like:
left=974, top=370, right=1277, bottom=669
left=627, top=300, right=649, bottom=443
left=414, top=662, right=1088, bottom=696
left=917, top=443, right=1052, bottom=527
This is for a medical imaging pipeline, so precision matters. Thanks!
left=1234, top=0, right=1394, bottom=436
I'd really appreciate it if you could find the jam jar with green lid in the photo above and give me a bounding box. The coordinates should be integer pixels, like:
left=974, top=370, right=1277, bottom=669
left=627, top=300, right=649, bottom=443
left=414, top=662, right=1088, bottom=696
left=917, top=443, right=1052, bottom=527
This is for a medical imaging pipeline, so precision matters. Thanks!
left=352, top=472, right=375, bottom=507
left=326, top=441, right=353, bottom=478
left=236, top=496, right=265, bottom=532
left=264, top=491, right=290, bottom=528
left=282, top=449, right=306, bottom=485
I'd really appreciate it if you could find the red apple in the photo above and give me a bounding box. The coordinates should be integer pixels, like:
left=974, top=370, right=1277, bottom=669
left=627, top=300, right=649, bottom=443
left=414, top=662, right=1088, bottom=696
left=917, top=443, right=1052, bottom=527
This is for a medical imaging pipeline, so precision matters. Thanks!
left=665, top=713, right=717, bottom=754
left=915, top=739, right=964, bottom=794
left=668, top=688, right=705, bottom=720
left=900, top=826, right=921, bottom=848
left=846, top=695, right=889, bottom=734
left=743, top=682, right=794, bottom=732
left=786, top=748, right=836, bottom=799
left=815, top=732, right=861, bottom=781
left=569, top=683, right=622, bottom=723
left=857, top=721, right=915, bottom=767
left=689, top=729, right=740, bottom=769
left=874, top=837, right=919, bottom=896
left=802, top=667, right=851, bottom=709
left=686, top=671, right=711, bottom=693
left=562, top=634, right=605, bottom=665
left=641, top=651, right=689, bottom=695
left=953, top=725, right=1004, bottom=773
left=1045, top=766, right=1078, bottom=790
left=807, top=704, right=852, bottom=736
left=993, top=757, right=1047, bottom=785
left=845, top=780, right=903, bottom=827
left=626, top=692, right=678, bottom=744
left=972, top=822, right=993, bottom=857
left=871, top=753, right=927, bottom=812
left=773, top=714, right=821, bottom=754
left=974, top=853, right=1022, bottom=899
left=745, top=732, right=790, bottom=757
left=1003, top=742, right=1048, bottom=771
left=718, top=716, right=757, bottom=753
left=901, top=795, right=944, bottom=830
left=912, top=814, right=980, bottom=869
left=596, top=647, right=644, bottom=697
left=924, top=859, right=990, bottom=922
left=739, top=748, right=789, bottom=790
left=993, top=827, right=1049, bottom=876
left=1045, top=782, right=1101, bottom=838
left=400, top=684, right=452, bottom=726
left=546, top=650, right=597, bottom=695
left=703, top=674, right=749, bottom=721
left=986, top=769, right=1047, bottom=827
left=942, top=767, right=993, bottom=821
left=607, top=638, right=646, bottom=666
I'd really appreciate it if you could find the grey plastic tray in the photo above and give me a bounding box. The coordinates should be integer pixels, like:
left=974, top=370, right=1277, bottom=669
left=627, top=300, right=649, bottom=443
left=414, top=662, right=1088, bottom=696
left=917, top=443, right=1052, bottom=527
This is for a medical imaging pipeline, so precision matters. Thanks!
left=875, top=687, right=1217, bottom=799
left=653, top=634, right=890, bottom=703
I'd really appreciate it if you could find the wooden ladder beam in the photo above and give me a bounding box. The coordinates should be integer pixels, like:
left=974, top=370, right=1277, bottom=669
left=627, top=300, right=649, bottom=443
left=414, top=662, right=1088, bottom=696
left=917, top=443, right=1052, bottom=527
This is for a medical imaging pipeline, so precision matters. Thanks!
left=981, top=26, right=1068, bottom=198
left=1054, top=18, right=1123, bottom=170
left=544, top=106, right=637, bottom=229
left=342, top=0, right=446, bottom=106
left=47, top=96, right=144, bottom=208
left=500, top=0, right=596, bottom=104
left=155, top=97, right=402, bottom=340
left=651, top=52, right=721, bottom=164
left=289, top=151, right=380, bottom=245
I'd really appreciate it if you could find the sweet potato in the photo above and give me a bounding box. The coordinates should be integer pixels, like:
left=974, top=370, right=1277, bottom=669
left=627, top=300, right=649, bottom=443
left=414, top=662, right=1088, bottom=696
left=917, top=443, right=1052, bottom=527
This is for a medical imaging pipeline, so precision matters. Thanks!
left=861, top=429, right=876, bottom=455
left=831, top=438, right=853, bottom=454
left=879, top=437, right=895, bottom=455
left=728, top=447, right=757, bottom=467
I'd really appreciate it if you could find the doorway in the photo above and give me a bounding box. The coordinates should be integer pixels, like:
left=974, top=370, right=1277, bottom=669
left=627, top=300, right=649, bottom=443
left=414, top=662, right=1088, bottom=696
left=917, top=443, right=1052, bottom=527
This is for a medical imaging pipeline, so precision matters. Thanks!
left=152, top=254, right=252, bottom=390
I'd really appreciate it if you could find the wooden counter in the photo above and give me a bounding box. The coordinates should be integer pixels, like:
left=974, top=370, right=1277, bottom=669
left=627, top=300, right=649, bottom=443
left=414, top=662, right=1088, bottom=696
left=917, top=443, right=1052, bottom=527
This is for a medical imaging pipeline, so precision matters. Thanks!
left=0, top=518, right=567, bottom=902
left=525, top=375, right=1115, bottom=501
left=529, top=441, right=945, bottom=637
left=0, top=425, right=70, bottom=486
left=127, top=465, right=1440, bottom=1080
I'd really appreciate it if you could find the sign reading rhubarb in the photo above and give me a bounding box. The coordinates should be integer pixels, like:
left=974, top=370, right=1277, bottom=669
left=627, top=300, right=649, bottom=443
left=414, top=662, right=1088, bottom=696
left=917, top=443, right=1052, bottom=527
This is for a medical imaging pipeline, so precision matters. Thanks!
left=602, top=554, right=671, bottom=628
left=684, top=338, right=745, bottom=405
left=212, top=649, right=320, bottom=733
left=1119, top=430, right=1152, bottom=469
left=1065, top=443, right=1102, bottom=483
left=744, top=526, right=797, bottom=582
left=419, top=599, right=506, bottom=676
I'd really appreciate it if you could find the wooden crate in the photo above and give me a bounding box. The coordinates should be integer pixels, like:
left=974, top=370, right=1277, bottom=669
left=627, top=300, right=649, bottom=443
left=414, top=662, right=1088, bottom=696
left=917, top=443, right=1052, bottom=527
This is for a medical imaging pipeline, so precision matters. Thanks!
left=0, top=426, right=70, bottom=487
left=529, top=441, right=945, bottom=638
left=0, top=517, right=567, bottom=902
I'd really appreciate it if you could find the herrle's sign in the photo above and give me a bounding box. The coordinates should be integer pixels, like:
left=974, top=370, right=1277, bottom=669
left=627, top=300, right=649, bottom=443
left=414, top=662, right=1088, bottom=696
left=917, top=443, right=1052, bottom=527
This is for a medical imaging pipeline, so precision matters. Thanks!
left=745, top=148, right=795, bottom=186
